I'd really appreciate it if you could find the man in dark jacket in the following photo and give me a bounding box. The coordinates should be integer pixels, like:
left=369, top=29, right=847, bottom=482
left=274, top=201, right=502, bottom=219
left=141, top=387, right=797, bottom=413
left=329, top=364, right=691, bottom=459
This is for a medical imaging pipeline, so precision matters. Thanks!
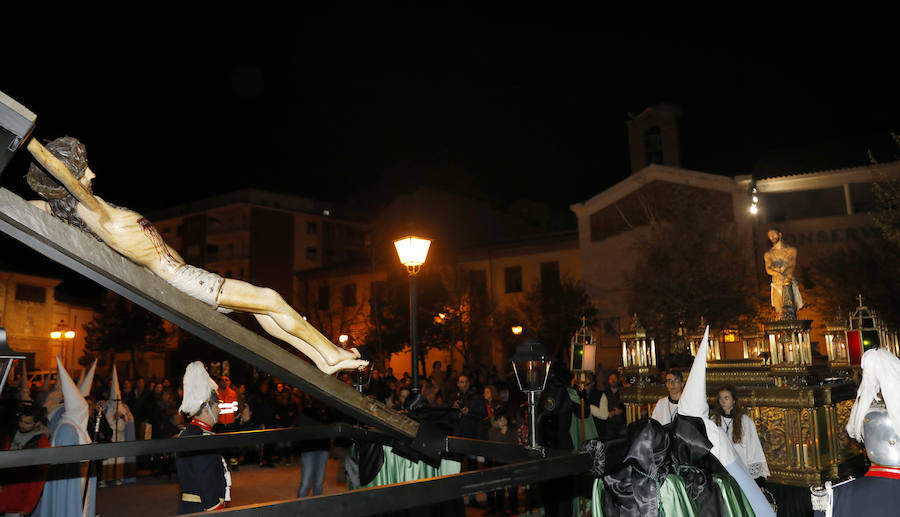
left=452, top=374, right=488, bottom=507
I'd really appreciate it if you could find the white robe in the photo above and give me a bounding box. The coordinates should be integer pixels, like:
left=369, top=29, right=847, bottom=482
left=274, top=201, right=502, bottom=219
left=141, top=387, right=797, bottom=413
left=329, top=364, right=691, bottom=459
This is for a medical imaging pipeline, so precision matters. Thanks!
left=33, top=422, right=96, bottom=517
left=651, top=396, right=679, bottom=425
left=717, top=414, right=770, bottom=479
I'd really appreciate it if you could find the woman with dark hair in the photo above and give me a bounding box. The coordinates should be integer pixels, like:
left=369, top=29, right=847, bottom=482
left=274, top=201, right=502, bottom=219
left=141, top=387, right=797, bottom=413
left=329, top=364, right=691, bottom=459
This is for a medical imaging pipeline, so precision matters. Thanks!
left=712, top=385, right=769, bottom=483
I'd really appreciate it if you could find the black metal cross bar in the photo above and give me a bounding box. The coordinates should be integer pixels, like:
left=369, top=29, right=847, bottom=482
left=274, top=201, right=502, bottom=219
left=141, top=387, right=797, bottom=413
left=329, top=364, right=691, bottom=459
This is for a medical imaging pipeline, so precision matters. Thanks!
left=0, top=423, right=537, bottom=469
left=191, top=452, right=593, bottom=517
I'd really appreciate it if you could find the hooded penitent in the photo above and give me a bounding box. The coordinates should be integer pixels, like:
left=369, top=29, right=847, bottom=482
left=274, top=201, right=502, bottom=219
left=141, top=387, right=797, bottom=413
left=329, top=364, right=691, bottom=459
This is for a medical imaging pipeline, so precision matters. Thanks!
left=103, top=364, right=137, bottom=485
left=179, top=361, right=218, bottom=418
left=54, top=357, right=90, bottom=446
left=678, top=327, right=736, bottom=466
left=78, top=358, right=97, bottom=398
left=33, top=358, right=96, bottom=517
left=105, top=364, right=134, bottom=424
left=677, top=326, right=774, bottom=517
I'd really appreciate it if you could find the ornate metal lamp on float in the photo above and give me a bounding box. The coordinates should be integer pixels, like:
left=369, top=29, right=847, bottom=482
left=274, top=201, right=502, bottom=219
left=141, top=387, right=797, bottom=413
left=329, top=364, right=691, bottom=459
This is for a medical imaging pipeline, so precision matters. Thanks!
left=0, top=328, right=25, bottom=397
left=569, top=316, right=595, bottom=386
left=846, top=295, right=900, bottom=363
left=687, top=318, right=722, bottom=361
left=620, top=314, right=656, bottom=387
left=394, top=235, right=431, bottom=397
left=765, top=316, right=813, bottom=388
left=511, top=338, right=551, bottom=451
left=569, top=317, right=596, bottom=444
left=823, top=308, right=849, bottom=361
left=741, top=330, right=767, bottom=360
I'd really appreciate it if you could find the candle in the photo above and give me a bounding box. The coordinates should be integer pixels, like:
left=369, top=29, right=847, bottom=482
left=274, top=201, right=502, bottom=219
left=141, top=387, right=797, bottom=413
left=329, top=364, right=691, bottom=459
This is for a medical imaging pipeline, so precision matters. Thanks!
left=802, top=443, right=810, bottom=468
left=768, top=334, right=777, bottom=362
left=651, top=340, right=657, bottom=366
left=795, top=444, right=802, bottom=467
left=623, top=342, right=628, bottom=367
left=743, top=340, right=748, bottom=359
left=788, top=343, right=794, bottom=363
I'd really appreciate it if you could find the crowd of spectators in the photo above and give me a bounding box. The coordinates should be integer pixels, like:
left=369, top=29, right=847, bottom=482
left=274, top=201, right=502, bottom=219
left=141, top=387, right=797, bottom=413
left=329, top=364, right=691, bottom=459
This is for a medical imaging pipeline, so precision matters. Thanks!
left=1, top=359, right=634, bottom=516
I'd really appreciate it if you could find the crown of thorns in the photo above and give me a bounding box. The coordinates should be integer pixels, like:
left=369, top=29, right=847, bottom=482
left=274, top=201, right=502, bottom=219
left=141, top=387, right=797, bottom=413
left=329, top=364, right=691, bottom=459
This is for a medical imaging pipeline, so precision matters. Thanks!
left=25, top=136, right=88, bottom=200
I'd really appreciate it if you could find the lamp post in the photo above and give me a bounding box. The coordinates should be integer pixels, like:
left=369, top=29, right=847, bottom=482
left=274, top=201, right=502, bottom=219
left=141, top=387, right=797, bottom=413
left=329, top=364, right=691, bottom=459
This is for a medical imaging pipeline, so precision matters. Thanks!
left=50, top=321, right=75, bottom=372
left=0, top=329, right=25, bottom=397
left=511, top=338, right=551, bottom=450
left=394, top=236, right=431, bottom=395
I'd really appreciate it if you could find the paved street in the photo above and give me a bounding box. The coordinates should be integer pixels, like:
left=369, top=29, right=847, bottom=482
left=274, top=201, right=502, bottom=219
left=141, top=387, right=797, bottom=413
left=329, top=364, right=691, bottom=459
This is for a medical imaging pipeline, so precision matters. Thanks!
left=95, top=459, right=524, bottom=516
left=96, top=459, right=348, bottom=516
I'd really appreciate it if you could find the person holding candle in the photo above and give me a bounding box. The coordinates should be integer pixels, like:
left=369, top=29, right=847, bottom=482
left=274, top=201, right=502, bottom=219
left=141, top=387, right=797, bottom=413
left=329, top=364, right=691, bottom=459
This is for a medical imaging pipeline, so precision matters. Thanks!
left=711, top=385, right=769, bottom=484
left=650, top=371, right=683, bottom=425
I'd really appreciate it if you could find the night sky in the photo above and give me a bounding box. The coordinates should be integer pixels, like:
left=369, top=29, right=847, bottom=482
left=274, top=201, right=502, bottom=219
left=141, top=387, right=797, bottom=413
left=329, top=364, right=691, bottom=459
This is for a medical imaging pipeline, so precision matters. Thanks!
left=2, top=8, right=900, bottom=228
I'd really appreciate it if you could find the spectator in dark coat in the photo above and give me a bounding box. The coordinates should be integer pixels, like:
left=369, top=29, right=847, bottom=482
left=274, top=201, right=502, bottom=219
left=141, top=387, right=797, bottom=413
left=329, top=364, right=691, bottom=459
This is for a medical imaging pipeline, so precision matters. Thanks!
left=452, top=374, right=488, bottom=508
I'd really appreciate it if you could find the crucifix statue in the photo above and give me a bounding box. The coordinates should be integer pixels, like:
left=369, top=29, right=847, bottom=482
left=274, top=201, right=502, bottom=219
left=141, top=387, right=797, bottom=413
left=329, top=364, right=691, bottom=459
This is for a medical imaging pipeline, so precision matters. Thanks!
left=25, top=137, right=367, bottom=375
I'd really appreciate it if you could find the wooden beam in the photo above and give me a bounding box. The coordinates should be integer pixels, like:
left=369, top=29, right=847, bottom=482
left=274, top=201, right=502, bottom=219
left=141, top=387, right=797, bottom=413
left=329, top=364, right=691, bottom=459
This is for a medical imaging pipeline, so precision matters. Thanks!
left=0, top=188, right=419, bottom=438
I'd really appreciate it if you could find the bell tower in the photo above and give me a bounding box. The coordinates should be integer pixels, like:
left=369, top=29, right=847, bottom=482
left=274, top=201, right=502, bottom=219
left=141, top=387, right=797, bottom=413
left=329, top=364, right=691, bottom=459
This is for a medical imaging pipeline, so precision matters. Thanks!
left=626, top=104, right=681, bottom=174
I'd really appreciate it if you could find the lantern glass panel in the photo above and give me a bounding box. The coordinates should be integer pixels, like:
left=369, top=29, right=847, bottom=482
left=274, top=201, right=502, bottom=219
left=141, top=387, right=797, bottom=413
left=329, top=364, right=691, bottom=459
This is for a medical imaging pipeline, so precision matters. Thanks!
left=512, top=360, right=550, bottom=392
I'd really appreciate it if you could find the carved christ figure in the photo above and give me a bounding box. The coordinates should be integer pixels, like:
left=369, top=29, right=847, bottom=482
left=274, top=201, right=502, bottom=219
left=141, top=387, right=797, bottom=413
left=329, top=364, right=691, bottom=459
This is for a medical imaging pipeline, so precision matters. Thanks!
left=763, top=228, right=803, bottom=319
left=25, top=137, right=367, bottom=375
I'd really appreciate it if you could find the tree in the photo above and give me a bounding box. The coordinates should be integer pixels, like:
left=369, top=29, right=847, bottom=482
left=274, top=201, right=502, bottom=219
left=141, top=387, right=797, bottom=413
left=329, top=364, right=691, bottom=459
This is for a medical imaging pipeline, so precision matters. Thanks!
left=811, top=236, right=900, bottom=328
left=626, top=190, right=756, bottom=368
left=363, top=268, right=452, bottom=375
left=869, top=133, right=900, bottom=247
left=83, top=290, right=172, bottom=377
left=513, top=277, right=598, bottom=360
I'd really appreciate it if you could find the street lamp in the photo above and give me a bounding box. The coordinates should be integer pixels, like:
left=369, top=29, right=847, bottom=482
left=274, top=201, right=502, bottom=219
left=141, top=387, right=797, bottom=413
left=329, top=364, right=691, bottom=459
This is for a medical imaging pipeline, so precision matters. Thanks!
left=50, top=321, right=75, bottom=371
left=394, top=235, right=431, bottom=395
left=510, top=338, right=551, bottom=450
left=0, top=328, right=25, bottom=397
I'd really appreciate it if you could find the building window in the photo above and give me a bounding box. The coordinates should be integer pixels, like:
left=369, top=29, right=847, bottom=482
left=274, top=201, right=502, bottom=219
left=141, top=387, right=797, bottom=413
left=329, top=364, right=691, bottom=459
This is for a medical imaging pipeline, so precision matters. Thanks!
left=469, top=270, right=487, bottom=296
left=15, top=284, right=46, bottom=303
left=644, top=126, right=663, bottom=165
left=540, top=261, right=561, bottom=291
left=504, top=266, right=523, bottom=293
left=307, top=222, right=318, bottom=235
left=850, top=183, right=876, bottom=213
left=306, top=247, right=318, bottom=261
left=318, top=286, right=330, bottom=310
left=342, top=284, right=357, bottom=306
